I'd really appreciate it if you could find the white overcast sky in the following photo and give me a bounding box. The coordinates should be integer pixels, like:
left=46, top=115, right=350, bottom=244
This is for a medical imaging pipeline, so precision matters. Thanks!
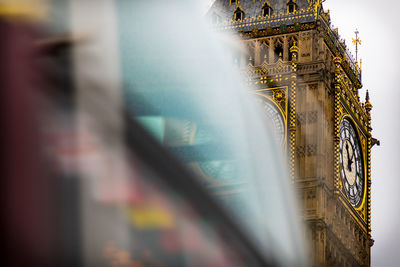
left=203, top=0, right=400, bottom=265
left=323, top=1, right=400, bottom=266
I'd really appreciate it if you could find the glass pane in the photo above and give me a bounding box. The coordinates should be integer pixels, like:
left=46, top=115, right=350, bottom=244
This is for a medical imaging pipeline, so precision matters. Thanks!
left=79, top=150, right=252, bottom=266
left=116, top=1, right=307, bottom=265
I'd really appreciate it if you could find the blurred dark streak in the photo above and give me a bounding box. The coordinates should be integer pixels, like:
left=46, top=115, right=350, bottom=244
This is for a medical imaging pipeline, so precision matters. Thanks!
left=0, top=17, right=275, bottom=266
left=123, top=109, right=277, bottom=267
left=39, top=33, right=82, bottom=267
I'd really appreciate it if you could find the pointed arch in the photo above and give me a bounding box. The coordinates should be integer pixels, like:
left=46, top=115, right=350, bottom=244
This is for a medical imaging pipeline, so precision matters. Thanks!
left=262, top=1, right=273, bottom=17
left=234, top=6, right=244, bottom=21
left=247, top=42, right=255, bottom=65
left=274, top=38, right=284, bottom=62
left=287, top=0, right=297, bottom=13
left=260, top=40, right=269, bottom=63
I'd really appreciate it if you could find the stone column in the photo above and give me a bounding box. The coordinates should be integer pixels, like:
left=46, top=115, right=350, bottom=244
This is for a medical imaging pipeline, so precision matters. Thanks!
left=283, top=36, right=289, bottom=61
left=268, top=38, right=274, bottom=64
left=254, top=40, right=261, bottom=65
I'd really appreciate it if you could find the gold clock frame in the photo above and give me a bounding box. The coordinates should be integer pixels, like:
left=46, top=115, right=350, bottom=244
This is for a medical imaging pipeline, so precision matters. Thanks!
left=254, top=86, right=289, bottom=147
left=336, top=108, right=369, bottom=230
left=338, top=115, right=367, bottom=212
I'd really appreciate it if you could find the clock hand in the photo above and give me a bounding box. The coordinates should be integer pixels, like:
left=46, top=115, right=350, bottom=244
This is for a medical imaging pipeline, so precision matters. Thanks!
left=349, top=146, right=354, bottom=161
left=345, top=143, right=352, bottom=171
left=348, top=144, right=355, bottom=171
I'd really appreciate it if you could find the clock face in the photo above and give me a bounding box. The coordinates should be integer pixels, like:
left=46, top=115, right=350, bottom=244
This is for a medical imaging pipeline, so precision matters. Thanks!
left=339, top=118, right=364, bottom=207
left=255, top=97, right=285, bottom=145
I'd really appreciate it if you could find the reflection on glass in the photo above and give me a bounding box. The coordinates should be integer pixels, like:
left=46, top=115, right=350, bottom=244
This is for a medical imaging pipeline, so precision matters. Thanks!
left=81, top=152, right=249, bottom=267
left=115, top=1, right=307, bottom=265
left=193, top=123, right=240, bottom=183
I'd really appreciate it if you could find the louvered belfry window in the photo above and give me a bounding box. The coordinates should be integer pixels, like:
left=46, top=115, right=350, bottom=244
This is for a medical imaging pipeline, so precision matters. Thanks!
left=262, top=3, right=272, bottom=17
left=287, top=1, right=296, bottom=13
left=234, top=7, right=243, bottom=21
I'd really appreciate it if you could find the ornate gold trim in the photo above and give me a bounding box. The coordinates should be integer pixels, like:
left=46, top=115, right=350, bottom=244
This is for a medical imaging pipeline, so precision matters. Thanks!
left=254, top=86, right=289, bottom=148
left=333, top=56, right=342, bottom=195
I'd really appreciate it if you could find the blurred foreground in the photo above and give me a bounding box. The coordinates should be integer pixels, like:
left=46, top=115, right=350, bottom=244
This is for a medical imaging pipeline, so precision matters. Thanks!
left=1, top=0, right=308, bottom=266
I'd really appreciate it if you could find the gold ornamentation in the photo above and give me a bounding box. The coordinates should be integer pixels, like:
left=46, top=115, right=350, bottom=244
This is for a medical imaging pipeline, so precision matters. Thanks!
left=364, top=90, right=372, bottom=113
left=273, top=89, right=285, bottom=103
left=309, top=0, right=325, bottom=18
left=333, top=56, right=342, bottom=195
left=289, top=41, right=299, bottom=53
left=352, top=29, right=362, bottom=66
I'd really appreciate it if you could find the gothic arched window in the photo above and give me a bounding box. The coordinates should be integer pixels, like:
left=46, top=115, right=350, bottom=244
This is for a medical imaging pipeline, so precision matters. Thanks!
left=234, top=7, right=244, bottom=21
left=262, top=3, right=272, bottom=17
left=274, top=39, right=283, bottom=62
left=247, top=43, right=255, bottom=65
left=287, top=0, right=297, bottom=13
left=260, top=41, right=269, bottom=63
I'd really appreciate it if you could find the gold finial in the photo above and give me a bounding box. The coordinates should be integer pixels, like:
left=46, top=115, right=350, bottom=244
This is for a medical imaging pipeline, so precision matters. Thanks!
left=352, top=29, right=362, bottom=64
left=311, top=0, right=326, bottom=18
left=365, top=90, right=372, bottom=112
left=290, top=41, right=299, bottom=53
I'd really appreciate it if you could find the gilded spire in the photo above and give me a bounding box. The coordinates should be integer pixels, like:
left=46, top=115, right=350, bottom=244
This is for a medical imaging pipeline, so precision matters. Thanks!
left=365, top=90, right=372, bottom=112
left=290, top=41, right=299, bottom=62
left=290, top=41, right=299, bottom=53
left=310, top=0, right=326, bottom=18
left=352, top=29, right=362, bottom=66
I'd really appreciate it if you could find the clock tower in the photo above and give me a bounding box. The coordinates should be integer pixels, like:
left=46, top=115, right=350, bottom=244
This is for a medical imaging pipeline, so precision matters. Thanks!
left=208, top=0, right=375, bottom=266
